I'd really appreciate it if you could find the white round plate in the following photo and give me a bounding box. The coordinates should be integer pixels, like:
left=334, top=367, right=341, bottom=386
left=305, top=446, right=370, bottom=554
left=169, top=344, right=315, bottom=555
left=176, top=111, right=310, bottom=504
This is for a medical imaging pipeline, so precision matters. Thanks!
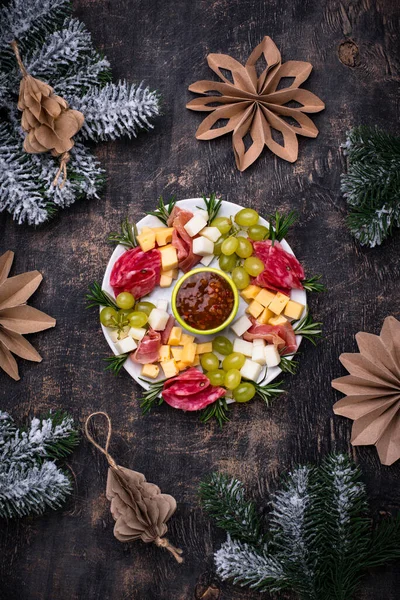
left=102, top=199, right=307, bottom=390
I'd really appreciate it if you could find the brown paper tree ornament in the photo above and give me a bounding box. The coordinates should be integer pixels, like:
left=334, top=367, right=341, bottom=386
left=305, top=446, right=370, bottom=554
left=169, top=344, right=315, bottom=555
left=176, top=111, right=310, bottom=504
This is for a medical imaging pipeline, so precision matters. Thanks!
left=186, top=36, right=325, bottom=171
left=332, top=316, right=400, bottom=466
left=0, top=251, right=56, bottom=381
left=84, top=412, right=183, bottom=562
left=11, top=41, right=84, bottom=188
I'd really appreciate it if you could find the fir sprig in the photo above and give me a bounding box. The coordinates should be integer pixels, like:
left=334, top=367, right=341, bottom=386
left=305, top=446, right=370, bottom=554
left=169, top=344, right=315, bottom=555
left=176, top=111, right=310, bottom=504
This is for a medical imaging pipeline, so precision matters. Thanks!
left=138, top=378, right=166, bottom=414
left=293, top=312, right=323, bottom=345
left=268, top=210, right=298, bottom=244
left=200, top=397, right=230, bottom=427
left=85, top=281, right=118, bottom=309
left=253, top=380, right=285, bottom=405
left=108, top=218, right=138, bottom=248
left=202, top=193, right=222, bottom=224
left=279, top=354, right=299, bottom=375
left=40, top=411, right=80, bottom=460
left=146, top=195, right=177, bottom=225
left=103, top=353, right=129, bottom=375
left=302, top=275, right=326, bottom=293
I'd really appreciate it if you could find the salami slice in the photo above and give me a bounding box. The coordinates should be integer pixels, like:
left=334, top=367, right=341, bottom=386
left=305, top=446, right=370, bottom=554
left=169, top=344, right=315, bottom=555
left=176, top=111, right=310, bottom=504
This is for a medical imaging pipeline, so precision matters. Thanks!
left=162, top=367, right=226, bottom=411
left=243, top=318, right=297, bottom=355
left=110, top=247, right=161, bottom=298
left=252, top=240, right=305, bottom=293
left=132, top=329, right=161, bottom=364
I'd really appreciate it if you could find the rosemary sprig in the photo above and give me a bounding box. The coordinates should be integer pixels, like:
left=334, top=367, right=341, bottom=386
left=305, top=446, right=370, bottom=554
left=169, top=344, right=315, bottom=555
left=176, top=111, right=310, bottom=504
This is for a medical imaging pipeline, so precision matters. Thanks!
left=302, top=274, right=326, bottom=293
left=104, top=353, right=129, bottom=375
left=293, top=311, right=323, bottom=345
left=86, top=281, right=118, bottom=309
left=138, top=377, right=166, bottom=414
left=253, top=380, right=285, bottom=405
left=201, top=193, right=222, bottom=224
left=279, top=354, right=299, bottom=375
left=269, top=210, right=298, bottom=244
left=108, top=218, right=138, bottom=248
left=200, top=397, right=230, bottom=427
left=146, top=195, right=177, bottom=225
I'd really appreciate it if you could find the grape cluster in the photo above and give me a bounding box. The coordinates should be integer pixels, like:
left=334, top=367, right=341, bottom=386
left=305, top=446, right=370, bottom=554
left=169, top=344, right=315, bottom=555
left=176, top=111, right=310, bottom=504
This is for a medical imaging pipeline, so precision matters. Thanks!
left=100, top=292, right=154, bottom=330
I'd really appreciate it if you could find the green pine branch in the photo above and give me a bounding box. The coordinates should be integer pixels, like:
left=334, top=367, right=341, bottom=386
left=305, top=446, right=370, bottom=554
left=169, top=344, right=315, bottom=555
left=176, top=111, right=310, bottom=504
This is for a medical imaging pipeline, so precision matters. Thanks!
left=200, top=397, right=230, bottom=427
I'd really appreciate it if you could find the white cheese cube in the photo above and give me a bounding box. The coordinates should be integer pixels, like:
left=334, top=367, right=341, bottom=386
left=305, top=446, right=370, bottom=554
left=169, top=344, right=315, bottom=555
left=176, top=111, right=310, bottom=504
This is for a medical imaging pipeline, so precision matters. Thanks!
left=114, top=336, right=137, bottom=355
left=193, top=209, right=209, bottom=222
left=233, top=338, right=253, bottom=357
left=252, top=345, right=267, bottom=365
left=240, top=358, right=263, bottom=382
left=156, top=299, right=168, bottom=311
left=128, top=326, right=147, bottom=340
left=252, top=338, right=266, bottom=347
left=264, top=345, right=281, bottom=368
left=231, top=315, right=252, bottom=338
left=200, top=227, right=221, bottom=242
left=192, top=236, right=214, bottom=256
left=148, top=308, right=169, bottom=331
left=184, top=215, right=208, bottom=237
left=200, top=254, right=214, bottom=266
left=109, top=327, right=129, bottom=342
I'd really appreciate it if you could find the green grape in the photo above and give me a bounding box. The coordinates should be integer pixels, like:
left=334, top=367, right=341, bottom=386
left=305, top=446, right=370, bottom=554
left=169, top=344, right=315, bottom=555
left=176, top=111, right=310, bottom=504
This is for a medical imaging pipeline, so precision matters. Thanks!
left=219, top=254, right=237, bottom=272
left=207, top=369, right=226, bottom=386
left=224, top=369, right=242, bottom=390
left=243, top=257, right=265, bottom=276
left=236, top=237, right=253, bottom=258
left=212, top=335, right=233, bottom=356
left=128, top=311, right=148, bottom=328
left=100, top=307, right=118, bottom=327
left=221, top=236, right=239, bottom=256
left=222, top=352, right=245, bottom=371
left=134, top=301, right=156, bottom=316
left=211, top=216, right=232, bottom=235
left=233, top=382, right=256, bottom=403
left=201, top=352, right=220, bottom=371
left=214, top=235, right=227, bottom=256
left=234, top=208, right=259, bottom=227
left=248, top=225, right=269, bottom=241
left=116, top=292, right=135, bottom=310
left=232, top=267, right=250, bottom=290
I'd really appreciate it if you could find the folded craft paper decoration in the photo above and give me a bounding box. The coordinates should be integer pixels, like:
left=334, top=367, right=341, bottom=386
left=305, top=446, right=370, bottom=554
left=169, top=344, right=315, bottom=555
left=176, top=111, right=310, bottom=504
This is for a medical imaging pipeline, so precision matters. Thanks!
left=186, top=36, right=325, bottom=171
left=332, top=316, right=400, bottom=466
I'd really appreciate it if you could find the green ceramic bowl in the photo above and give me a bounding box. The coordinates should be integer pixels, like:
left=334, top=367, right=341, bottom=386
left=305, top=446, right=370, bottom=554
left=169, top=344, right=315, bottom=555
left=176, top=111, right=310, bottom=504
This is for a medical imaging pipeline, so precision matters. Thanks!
left=171, top=267, right=239, bottom=336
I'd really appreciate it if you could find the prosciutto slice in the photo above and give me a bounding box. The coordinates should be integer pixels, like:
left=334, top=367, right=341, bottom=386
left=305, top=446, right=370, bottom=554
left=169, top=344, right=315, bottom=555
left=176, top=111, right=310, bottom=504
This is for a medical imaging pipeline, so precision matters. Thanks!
left=132, top=329, right=161, bottom=364
left=252, top=240, right=305, bottom=294
left=110, top=247, right=161, bottom=299
left=161, top=315, right=175, bottom=345
left=243, top=318, right=297, bottom=355
left=162, top=368, right=226, bottom=411
left=167, top=206, right=201, bottom=273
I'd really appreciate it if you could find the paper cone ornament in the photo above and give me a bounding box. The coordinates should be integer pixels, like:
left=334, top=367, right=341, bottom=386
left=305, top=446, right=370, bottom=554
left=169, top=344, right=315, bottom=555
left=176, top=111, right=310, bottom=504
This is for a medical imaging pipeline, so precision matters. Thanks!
left=332, top=316, right=400, bottom=466
left=85, top=412, right=183, bottom=563
left=0, top=251, right=56, bottom=381
left=186, top=36, right=325, bottom=171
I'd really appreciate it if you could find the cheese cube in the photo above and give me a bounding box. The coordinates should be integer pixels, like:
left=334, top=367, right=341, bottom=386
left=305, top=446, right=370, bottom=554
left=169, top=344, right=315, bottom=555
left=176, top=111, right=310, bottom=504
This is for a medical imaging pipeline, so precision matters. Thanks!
left=171, top=346, right=183, bottom=361
left=141, top=363, right=160, bottom=379
left=241, top=285, right=262, bottom=302
left=148, top=308, right=170, bottom=331
left=196, top=342, right=213, bottom=354
left=156, top=299, right=168, bottom=311
left=128, top=326, right=147, bottom=340
left=231, top=315, right=252, bottom=337
left=168, top=327, right=182, bottom=345
left=252, top=344, right=267, bottom=365
left=159, top=273, right=173, bottom=288
left=240, top=358, right=262, bottom=382
left=200, top=227, right=221, bottom=242
left=137, top=230, right=156, bottom=252
left=284, top=300, right=305, bottom=321
left=181, top=333, right=195, bottom=345
left=257, top=307, right=274, bottom=324
left=162, top=268, right=178, bottom=279
left=193, top=354, right=200, bottom=366
left=181, top=342, right=197, bottom=365
left=246, top=300, right=264, bottom=319
left=200, top=254, right=214, bottom=267
left=176, top=361, right=188, bottom=372
left=192, top=236, right=214, bottom=256
left=269, top=292, right=290, bottom=315
left=140, top=226, right=154, bottom=235
left=109, top=326, right=129, bottom=342
left=254, top=289, right=276, bottom=307
left=193, top=209, right=209, bottom=221
left=114, top=336, right=137, bottom=355
left=233, top=338, right=253, bottom=357
left=159, top=345, right=171, bottom=362
left=264, top=345, right=281, bottom=368
left=159, top=245, right=178, bottom=270
left=155, top=227, right=174, bottom=246
left=161, top=359, right=179, bottom=378
left=184, top=215, right=208, bottom=237
left=268, top=315, right=288, bottom=326
left=253, top=338, right=266, bottom=347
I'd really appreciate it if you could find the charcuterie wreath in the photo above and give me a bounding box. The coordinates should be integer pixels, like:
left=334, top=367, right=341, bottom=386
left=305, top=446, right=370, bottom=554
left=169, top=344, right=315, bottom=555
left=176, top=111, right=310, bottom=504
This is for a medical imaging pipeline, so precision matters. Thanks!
left=87, top=196, right=324, bottom=425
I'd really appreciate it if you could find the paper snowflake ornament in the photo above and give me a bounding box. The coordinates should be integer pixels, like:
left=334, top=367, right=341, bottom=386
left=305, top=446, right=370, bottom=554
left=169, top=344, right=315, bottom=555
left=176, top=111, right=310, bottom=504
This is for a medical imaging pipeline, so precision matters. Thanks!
left=186, top=36, right=325, bottom=171
left=332, top=316, right=400, bottom=466
left=0, top=251, right=56, bottom=380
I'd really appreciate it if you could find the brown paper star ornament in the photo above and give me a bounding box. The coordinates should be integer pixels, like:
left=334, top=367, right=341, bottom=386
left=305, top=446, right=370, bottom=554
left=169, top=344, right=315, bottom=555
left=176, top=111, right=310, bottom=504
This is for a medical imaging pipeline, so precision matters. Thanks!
left=186, top=36, right=325, bottom=170
left=332, top=316, right=400, bottom=466
left=0, top=251, right=56, bottom=381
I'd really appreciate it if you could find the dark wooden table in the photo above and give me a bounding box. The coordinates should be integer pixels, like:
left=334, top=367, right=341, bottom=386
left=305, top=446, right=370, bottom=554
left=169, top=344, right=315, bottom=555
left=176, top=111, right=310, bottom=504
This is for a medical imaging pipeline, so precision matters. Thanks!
left=1, top=1, right=399, bottom=598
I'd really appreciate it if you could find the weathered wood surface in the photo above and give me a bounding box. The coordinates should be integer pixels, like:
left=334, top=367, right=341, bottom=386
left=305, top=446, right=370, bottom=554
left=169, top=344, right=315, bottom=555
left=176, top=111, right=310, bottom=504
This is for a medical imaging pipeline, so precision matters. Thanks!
left=1, top=0, right=400, bottom=598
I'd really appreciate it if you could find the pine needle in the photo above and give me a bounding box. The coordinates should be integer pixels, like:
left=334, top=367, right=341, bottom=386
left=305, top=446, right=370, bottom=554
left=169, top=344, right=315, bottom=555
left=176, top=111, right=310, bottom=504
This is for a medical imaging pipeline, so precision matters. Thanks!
left=200, top=397, right=230, bottom=427
left=201, top=193, right=222, bottom=224
left=279, top=354, right=299, bottom=375
left=302, top=275, right=326, bottom=293
left=293, top=311, right=323, bottom=345
left=103, top=353, right=129, bottom=375
left=253, top=380, right=285, bottom=405
left=108, top=218, right=138, bottom=248
left=146, top=195, right=177, bottom=225
left=138, top=378, right=166, bottom=414
left=85, top=281, right=118, bottom=309
left=268, top=210, right=298, bottom=244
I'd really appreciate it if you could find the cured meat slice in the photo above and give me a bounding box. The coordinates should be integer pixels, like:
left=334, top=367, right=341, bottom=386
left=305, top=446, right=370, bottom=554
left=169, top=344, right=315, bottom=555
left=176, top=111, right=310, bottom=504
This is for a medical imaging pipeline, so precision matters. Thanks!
left=243, top=318, right=297, bottom=355
left=132, top=329, right=161, bottom=364
left=168, top=206, right=201, bottom=273
left=110, top=247, right=161, bottom=299
left=160, top=315, right=175, bottom=345
left=162, top=367, right=226, bottom=411
left=252, top=240, right=305, bottom=294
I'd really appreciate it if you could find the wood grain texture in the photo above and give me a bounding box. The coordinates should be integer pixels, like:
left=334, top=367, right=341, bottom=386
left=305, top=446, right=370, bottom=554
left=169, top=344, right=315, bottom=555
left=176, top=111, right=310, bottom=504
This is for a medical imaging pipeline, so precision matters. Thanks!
left=1, top=0, right=399, bottom=598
